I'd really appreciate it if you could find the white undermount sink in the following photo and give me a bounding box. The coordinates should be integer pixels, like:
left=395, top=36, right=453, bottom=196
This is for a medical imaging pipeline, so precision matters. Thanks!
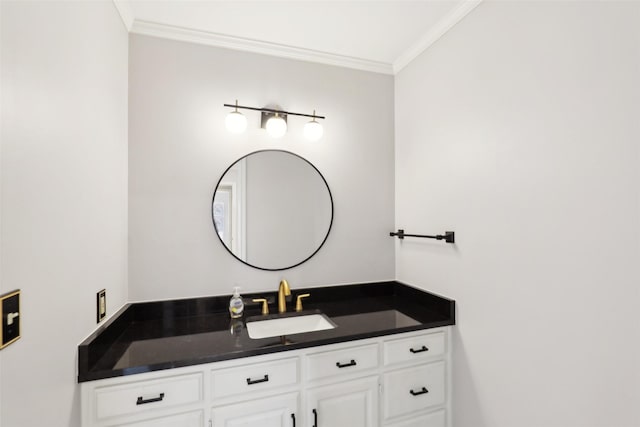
left=246, top=312, right=336, bottom=339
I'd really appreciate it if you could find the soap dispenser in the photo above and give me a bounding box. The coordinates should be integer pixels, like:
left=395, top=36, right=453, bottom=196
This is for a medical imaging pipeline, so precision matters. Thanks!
left=229, top=287, right=244, bottom=319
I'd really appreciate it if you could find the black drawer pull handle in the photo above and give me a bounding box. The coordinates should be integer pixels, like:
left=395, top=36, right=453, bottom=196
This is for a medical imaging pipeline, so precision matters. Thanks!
left=410, top=387, right=429, bottom=396
left=336, top=359, right=357, bottom=368
left=410, top=346, right=429, bottom=354
left=312, top=408, right=318, bottom=427
left=246, top=374, right=269, bottom=385
left=136, top=393, right=165, bottom=405
left=291, top=413, right=296, bottom=427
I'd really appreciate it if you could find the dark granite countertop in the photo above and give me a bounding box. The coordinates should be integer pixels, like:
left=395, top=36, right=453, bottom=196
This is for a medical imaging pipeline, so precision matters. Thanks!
left=78, top=281, right=455, bottom=382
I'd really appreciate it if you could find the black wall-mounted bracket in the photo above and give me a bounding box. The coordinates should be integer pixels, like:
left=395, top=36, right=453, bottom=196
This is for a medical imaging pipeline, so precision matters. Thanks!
left=389, top=229, right=455, bottom=244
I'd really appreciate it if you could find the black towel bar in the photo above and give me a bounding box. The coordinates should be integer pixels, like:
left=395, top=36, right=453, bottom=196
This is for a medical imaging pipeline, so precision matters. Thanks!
left=389, top=229, right=455, bottom=244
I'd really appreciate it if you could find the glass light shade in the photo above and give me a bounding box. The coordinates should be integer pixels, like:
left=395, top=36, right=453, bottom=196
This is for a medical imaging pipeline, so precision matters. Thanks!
left=266, top=115, right=287, bottom=138
left=225, top=111, right=247, bottom=134
left=304, top=120, right=323, bottom=141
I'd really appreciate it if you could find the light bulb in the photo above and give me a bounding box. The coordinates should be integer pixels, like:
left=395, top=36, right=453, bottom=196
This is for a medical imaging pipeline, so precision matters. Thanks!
left=266, top=115, right=287, bottom=138
left=225, top=111, right=247, bottom=134
left=304, top=119, right=323, bottom=141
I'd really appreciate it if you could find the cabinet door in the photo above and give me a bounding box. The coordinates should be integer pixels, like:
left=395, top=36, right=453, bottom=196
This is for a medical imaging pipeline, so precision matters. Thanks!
left=384, top=409, right=446, bottom=427
left=117, top=410, right=204, bottom=427
left=211, top=392, right=299, bottom=427
left=306, top=376, right=378, bottom=427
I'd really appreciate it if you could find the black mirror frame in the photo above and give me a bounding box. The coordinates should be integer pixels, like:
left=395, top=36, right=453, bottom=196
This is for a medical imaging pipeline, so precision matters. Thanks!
left=211, top=149, right=334, bottom=271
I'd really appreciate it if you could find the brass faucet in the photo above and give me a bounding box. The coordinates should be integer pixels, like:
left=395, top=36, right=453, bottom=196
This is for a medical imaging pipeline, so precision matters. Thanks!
left=295, top=294, right=310, bottom=312
left=252, top=298, right=269, bottom=315
left=278, top=279, right=291, bottom=313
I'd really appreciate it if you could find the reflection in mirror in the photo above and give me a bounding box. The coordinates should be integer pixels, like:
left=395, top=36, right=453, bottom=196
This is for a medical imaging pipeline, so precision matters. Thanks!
left=212, top=150, right=333, bottom=271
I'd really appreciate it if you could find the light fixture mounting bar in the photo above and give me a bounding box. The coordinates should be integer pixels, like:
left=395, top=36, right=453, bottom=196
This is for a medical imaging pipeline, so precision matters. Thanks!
left=223, top=103, right=325, bottom=120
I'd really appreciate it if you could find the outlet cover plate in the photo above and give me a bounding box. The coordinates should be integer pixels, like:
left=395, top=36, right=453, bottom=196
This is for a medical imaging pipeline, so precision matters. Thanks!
left=97, top=289, right=106, bottom=323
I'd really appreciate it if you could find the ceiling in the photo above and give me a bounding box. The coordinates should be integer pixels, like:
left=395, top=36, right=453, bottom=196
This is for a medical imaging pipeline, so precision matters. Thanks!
left=113, top=0, right=482, bottom=75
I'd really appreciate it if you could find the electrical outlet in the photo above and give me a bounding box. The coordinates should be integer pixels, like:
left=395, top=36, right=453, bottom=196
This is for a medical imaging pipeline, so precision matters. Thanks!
left=1, top=290, right=21, bottom=349
left=97, top=289, right=106, bottom=323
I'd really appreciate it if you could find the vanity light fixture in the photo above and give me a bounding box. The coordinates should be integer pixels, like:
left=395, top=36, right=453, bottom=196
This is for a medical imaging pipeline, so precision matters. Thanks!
left=265, top=112, right=287, bottom=138
left=223, top=102, right=325, bottom=140
left=224, top=100, right=248, bottom=134
left=304, top=111, right=324, bottom=142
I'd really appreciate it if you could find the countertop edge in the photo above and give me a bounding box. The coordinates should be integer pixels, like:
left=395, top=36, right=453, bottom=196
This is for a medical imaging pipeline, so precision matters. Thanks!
left=78, top=319, right=454, bottom=382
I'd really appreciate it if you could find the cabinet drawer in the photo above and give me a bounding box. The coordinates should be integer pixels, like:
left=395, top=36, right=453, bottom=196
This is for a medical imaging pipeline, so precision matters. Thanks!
left=383, top=361, right=446, bottom=420
left=383, top=331, right=445, bottom=366
left=385, top=409, right=446, bottom=427
left=211, top=357, right=299, bottom=400
left=306, top=343, right=379, bottom=381
left=94, top=373, right=203, bottom=421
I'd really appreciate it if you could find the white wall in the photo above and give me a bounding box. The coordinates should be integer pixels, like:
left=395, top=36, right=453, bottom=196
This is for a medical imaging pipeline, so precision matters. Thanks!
left=0, top=1, right=128, bottom=426
left=129, top=35, right=395, bottom=300
left=395, top=2, right=640, bottom=427
left=0, top=2, right=3, bottom=424
left=0, top=4, right=4, bottom=427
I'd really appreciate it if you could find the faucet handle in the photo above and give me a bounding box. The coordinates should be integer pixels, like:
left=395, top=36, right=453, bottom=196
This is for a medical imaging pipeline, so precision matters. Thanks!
left=295, top=294, right=311, bottom=312
left=252, top=298, right=270, bottom=315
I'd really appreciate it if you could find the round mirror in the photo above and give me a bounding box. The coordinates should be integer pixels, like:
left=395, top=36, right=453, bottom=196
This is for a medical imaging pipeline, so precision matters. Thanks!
left=212, top=150, right=333, bottom=271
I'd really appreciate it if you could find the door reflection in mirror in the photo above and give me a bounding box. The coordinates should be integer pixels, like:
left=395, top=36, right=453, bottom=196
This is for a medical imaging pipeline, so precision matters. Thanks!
left=213, top=158, right=247, bottom=259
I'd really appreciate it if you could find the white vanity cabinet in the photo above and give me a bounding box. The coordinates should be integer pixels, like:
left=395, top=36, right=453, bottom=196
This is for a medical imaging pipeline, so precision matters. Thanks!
left=381, top=330, right=449, bottom=427
left=80, top=327, right=451, bottom=427
left=303, top=342, right=380, bottom=427
left=209, top=356, right=301, bottom=427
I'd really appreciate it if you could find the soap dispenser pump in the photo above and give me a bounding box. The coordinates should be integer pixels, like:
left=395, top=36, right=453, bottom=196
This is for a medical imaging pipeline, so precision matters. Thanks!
left=229, top=287, right=244, bottom=319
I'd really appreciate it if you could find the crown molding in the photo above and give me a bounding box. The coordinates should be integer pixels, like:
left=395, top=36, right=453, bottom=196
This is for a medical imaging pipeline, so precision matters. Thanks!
left=112, top=0, right=134, bottom=31
left=393, top=0, right=483, bottom=74
left=114, top=0, right=480, bottom=76
left=130, top=20, right=394, bottom=75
